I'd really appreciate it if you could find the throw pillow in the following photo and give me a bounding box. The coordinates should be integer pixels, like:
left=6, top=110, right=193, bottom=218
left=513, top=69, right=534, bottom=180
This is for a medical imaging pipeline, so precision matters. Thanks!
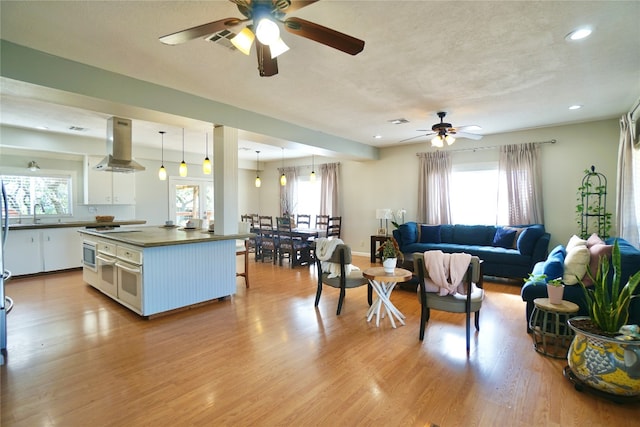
left=581, top=243, right=613, bottom=286
left=586, top=233, right=606, bottom=248
left=397, top=222, right=418, bottom=247
left=419, top=225, right=441, bottom=243
left=566, top=235, right=588, bottom=252
left=563, top=245, right=591, bottom=285
left=492, top=227, right=517, bottom=248
left=516, top=225, right=545, bottom=256
left=505, top=227, right=525, bottom=249
left=542, top=249, right=565, bottom=281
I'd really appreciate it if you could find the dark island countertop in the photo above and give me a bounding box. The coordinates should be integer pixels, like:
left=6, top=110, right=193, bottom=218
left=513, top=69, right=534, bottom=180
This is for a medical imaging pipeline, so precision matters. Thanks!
left=9, top=220, right=147, bottom=230
left=78, top=226, right=253, bottom=248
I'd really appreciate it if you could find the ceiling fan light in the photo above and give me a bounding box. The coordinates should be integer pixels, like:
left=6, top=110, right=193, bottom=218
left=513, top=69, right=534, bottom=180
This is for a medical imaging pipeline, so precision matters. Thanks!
left=231, top=27, right=255, bottom=55
left=431, top=135, right=444, bottom=148
left=445, top=135, right=456, bottom=145
left=269, top=37, right=290, bottom=58
left=256, top=18, right=280, bottom=45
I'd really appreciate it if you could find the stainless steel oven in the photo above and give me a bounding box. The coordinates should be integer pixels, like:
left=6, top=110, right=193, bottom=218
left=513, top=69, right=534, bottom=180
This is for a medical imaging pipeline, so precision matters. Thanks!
left=82, top=240, right=97, bottom=272
left=116, top=246, right=142, bottom=312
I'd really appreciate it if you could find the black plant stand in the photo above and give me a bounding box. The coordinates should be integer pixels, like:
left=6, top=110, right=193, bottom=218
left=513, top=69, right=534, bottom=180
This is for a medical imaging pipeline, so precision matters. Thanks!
left=563, top=366, right=640, bottom=404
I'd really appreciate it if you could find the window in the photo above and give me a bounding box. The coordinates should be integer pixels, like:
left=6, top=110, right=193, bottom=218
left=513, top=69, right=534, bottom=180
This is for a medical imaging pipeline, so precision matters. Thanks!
left=295, top=175, right=321, bottom=218
left=450, top=163, right=506, bottom=225
left=1, top=173, right=73, bottom=218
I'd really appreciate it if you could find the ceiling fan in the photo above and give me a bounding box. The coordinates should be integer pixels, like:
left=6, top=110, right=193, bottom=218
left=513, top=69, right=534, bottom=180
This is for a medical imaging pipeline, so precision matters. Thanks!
left=401, top=112, right=483, bottom=147
left=159, top=0, right=365, bottom=77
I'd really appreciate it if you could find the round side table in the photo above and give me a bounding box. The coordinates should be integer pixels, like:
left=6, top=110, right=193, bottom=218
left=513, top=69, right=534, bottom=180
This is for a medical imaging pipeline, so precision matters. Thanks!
left=529, top=298, right=580, bottom=358
left=362, top=267, right=412, bottom=328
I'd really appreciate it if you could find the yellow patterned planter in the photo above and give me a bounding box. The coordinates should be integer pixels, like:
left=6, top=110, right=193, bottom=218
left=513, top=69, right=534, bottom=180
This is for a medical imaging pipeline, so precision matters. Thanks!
left=567, top=317, right=640, bottom=397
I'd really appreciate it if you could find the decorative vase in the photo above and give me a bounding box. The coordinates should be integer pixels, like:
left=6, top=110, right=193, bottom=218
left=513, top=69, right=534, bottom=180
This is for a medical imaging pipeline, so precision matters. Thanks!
left=382, top=257, right=397, bottom=274
left=547, top=284, right=565, bottom=304
left=567, top=317, right=640, bottom=397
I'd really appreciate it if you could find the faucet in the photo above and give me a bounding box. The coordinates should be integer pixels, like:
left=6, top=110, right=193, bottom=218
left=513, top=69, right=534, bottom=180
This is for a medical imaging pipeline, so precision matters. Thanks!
left=33, top=204, right=44, bottom=224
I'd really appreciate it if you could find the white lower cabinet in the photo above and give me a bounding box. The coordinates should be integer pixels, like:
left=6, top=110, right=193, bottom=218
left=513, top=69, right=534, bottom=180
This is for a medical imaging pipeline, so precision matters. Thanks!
left=5, top=228, right=83, bottom=276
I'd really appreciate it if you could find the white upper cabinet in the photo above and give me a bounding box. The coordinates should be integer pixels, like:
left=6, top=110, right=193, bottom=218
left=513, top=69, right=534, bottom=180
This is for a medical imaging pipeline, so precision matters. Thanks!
left=84, top=156, right=136, bottom=205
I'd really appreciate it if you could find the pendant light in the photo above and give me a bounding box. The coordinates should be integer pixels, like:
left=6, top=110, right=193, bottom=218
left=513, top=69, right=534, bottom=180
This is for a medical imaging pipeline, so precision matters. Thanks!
left=310, top=154, right=316, bottom=182
left=280, top=147, right=287, bottom=186
left=255, top=150, right=262, bottom=188
left=202, top=132, right=212, bottom=175
left=179, top=128, right=188, bottom=177
left=158, top=131, right=167, bottom=180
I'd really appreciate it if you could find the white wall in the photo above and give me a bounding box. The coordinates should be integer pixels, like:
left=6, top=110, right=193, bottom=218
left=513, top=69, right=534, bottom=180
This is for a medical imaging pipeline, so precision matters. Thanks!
left=1, top=118, right=622, bottom=254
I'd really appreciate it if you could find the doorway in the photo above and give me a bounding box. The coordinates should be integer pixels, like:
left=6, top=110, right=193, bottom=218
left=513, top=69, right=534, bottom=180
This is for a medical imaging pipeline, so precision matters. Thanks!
left=169, top=177, right=213, bottom=227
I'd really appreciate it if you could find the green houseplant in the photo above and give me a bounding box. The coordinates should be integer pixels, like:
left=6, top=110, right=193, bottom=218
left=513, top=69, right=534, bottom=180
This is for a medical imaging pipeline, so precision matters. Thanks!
left=566, top=240, right=640, bottom=397
left=379, top=238, right=402, bottom=273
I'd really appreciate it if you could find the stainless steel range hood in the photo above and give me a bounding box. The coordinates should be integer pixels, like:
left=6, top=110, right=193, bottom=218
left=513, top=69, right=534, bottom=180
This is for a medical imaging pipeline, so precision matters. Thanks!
left=94, top=117, right=145, bottom=173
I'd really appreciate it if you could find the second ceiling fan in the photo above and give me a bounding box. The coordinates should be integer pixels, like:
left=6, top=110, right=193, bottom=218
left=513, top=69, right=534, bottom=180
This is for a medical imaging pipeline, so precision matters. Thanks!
left=159, top=0, right=365, bottom=77
left=402, top=112, right=483, bottom=147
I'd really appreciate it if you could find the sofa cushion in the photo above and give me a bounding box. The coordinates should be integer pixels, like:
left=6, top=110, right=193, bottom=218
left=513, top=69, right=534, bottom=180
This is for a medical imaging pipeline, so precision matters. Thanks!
left=419, top=225, right=441, bottom=243
left=517, top=225, right=545, bottom=256
left=563, top=245, right=590, bottom=285
left=493, top=227, right=517, bottom=248
left=587, top=233, right=605, bottom=248
left=439, top=224, right=454, bottom=243
left=397, top=222, right=418, bottom=247
left=567, top=234, right=588, bottom=252
left=452, top=225, right=494, bottom=245
left=581, top=243, right=613, bottom=286
left=542, top=246, right=565, bottom=281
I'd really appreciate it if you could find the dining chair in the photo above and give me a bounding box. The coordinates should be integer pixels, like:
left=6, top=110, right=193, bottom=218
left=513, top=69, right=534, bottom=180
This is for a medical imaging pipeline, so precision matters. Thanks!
left=258, top=215, right=277, bottom=264
left=413, top=252, right=484, bottom=354
left=241, top=214, right=258, bottom=259
left=296, top=214, right=311, bottom=228
left=315, top=214, right=329, bottom=230
left=277, top=216, right=312, bottom=267
left=315, top=243, right=372, bottom=315
left=327, top=216, right=342, bottom=239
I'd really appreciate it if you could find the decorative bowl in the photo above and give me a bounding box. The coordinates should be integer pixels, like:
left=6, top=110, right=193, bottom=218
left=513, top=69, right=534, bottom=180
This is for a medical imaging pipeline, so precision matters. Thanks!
left=95, top=215, right=115, bottom=223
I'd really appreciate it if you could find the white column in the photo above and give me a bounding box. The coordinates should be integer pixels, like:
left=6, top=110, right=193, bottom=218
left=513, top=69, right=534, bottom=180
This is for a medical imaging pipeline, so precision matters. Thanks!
left=213, top=125, right=238, bottom=235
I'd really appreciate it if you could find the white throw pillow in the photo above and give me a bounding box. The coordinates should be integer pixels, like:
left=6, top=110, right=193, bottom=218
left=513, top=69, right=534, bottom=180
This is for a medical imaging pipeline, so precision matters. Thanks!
left=566, top=235, right=588, bottom=252
left=563, top=245, right=590, bottom=285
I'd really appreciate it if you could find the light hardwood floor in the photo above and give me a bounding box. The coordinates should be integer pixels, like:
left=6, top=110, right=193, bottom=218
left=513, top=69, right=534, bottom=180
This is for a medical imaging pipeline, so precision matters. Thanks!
left=1, top=255, right=636, bottom=426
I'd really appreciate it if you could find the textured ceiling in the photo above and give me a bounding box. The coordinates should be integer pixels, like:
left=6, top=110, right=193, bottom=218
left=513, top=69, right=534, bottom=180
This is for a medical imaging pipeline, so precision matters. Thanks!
left=0, top=1, right=639, bottom=160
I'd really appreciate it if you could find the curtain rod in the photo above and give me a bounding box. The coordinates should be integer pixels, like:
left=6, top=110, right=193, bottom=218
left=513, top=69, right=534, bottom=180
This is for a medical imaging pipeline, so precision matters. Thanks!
left=420, top=139, right=557, bottom=154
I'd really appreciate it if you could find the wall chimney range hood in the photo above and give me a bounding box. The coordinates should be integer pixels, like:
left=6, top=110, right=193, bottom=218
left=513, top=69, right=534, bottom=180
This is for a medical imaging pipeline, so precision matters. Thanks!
left=94, top=117, right=145, bottom=173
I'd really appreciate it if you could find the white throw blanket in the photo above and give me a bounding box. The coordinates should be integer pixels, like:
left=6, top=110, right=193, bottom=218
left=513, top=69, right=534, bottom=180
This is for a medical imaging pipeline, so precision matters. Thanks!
left=422, top=250, right=472, bottom=296
left=315, top=237, right=360, bottom=278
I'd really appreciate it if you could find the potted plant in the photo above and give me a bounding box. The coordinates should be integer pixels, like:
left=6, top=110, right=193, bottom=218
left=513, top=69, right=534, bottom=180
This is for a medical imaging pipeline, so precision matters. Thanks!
left=379, top=238, right=402, bottom=273
left=566, top=240, right=640, bottom=397
left=546, top=277, right=565, bottom=304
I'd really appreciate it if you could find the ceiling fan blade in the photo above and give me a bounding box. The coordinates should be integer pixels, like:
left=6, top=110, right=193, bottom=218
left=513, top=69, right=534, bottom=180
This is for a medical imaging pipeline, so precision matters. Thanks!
left=399, top=133, right=433, bottom=143
left=283, top=17, right=365, bottom=55
left=256, top=40, right=279, bottom=77
left=454, top=131, right=483, bottom=140
left=285, top=1, right=321, bottom=14
left=159, top=18, right=241, bottom=45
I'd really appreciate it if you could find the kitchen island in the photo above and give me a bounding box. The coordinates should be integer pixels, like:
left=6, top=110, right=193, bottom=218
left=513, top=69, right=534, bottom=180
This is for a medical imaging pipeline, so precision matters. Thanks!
left=78, top=226, right=252, bottom=317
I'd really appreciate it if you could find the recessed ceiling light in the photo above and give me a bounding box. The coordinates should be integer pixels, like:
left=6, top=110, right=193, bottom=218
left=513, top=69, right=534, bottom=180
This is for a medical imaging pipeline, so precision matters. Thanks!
left=373, top=135, right=382, bottom=139
left=569, top=105, right=582, bottom=110
left=36, top=125, right=49, bottom=130
left=388, top=118, right=409, bottom=125
left=566, top=27, right=592, bottom=41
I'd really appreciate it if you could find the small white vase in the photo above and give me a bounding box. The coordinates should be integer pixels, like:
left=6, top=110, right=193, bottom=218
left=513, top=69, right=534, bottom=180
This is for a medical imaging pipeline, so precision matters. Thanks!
left=382, top=258, right=397, bottom=274
left=547, top=283, right=565, bottom=304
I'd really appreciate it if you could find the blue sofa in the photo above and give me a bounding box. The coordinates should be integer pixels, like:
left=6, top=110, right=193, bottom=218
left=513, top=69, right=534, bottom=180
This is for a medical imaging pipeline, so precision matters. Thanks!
left=521, top=237, right=640, bottom=327
left=392, top=222, right=550, bottom=279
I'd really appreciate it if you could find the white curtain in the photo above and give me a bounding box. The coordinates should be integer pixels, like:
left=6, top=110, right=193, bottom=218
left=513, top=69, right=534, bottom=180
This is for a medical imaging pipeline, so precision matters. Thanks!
left=417, top=151, right=452, bottom=224
left=498, top=143, right=544, bottom=225
left=616, top=113, right=640, bottom=247
left=278, top=167, right=298, bottom=215
left=320, top=163, right=340, bottom=216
